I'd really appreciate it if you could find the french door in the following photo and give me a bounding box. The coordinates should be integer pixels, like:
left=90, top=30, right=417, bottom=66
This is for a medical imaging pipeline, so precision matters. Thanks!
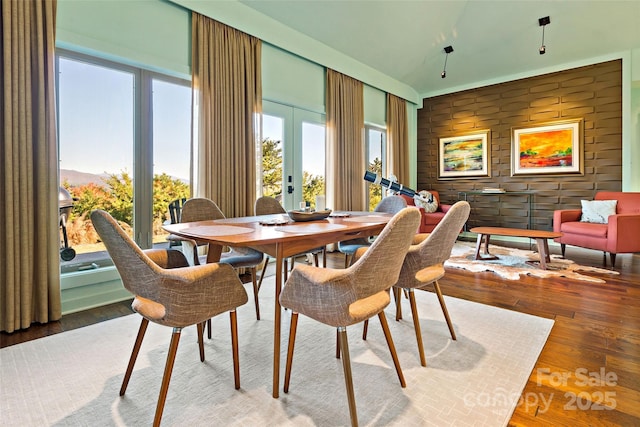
left=261, top=101, right=326, bottom=211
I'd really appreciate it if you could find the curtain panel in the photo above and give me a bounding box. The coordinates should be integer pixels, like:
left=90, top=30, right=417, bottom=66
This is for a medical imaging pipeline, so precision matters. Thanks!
left=1, top=0, right=61, bottom=332
left=191, top=13, right=262, bottom=218
left=387, top=93, right=409, bottom=185
left=326, top=69, right=365, bottom=211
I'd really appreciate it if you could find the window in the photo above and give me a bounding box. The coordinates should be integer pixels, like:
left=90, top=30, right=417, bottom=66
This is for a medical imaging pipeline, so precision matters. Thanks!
left=365, top=125, right=386, bottom=210
left=56, top=51, right=191, bottom=273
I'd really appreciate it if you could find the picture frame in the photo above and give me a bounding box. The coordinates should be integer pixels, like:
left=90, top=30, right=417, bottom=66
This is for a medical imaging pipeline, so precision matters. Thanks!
left=511, top=119, right=583, bottom=176
left=438, top=130, right=491, bottom=179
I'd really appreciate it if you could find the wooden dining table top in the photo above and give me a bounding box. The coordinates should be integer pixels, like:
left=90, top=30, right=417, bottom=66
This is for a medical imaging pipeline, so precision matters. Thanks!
left=162, top=211, right=393, bottom=259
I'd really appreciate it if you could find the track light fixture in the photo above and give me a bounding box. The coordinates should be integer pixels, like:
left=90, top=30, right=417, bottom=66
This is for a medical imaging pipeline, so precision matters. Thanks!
left=538, top=16, right=550, bottom=55
left=441, top=45, right=453, bottom=78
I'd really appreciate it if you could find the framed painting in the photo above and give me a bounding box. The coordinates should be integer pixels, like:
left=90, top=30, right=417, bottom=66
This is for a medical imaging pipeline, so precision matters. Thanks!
left=438, top=130, right=490, bottom=179
left=511, top=119, right=583, bottom=176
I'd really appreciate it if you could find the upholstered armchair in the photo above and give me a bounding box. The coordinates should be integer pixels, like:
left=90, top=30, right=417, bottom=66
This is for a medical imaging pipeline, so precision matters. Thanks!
left=91, top=210, right=248, bottom=427
left=361, top=201, right=471, bottom=367
left=553, top=192, right=640, bottom=268
left=279, top=208, right=421, bottom=427
left=400, top=190, right=453, bottom=233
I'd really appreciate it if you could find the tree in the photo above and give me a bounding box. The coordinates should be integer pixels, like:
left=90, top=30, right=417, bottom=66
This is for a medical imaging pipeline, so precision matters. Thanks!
left=368, top=157, right=383, bottom=210
left=261, top=138, right=283, bottom=198
left=302, top=171, right=325, bottom=208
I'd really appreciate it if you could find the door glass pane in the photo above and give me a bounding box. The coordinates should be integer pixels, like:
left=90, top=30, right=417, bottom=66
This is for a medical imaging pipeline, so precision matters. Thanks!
left=58, top=57, right=134, bottom=267
left=301, top=122, right=325, bottom=210
left=367, top=127, right=385, bottom=210
left=261, top=114, right=284, bottom=201
left=152, top=78, right=191, bottom=243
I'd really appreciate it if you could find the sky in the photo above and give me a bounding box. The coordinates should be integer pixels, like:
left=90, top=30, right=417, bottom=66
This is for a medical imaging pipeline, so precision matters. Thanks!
left=58, top=56, right=325, bottom=183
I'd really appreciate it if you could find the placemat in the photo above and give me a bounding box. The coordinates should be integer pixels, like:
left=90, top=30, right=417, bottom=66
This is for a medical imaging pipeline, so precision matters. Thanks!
left=182, top=225, right=254, bottom=237
left=274, top=223, right=346, bottom=234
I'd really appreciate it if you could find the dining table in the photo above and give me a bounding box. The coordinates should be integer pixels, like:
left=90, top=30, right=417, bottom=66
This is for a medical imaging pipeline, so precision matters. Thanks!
left=163, top=210, right=393, bottom=398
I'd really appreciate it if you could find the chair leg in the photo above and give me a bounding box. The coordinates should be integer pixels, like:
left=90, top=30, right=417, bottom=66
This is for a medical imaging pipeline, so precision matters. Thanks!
left=362, top=319, right=369, bottom=340
left=322, top=248, right=327, bottom=268
left=377, top=312, right=406, bottom=387
left=230, top=310, right=241, bottom=390
left=207, top=318, right=212, bottom=339
left=257, top=255, right=270, bottom=290
left=336, top=329, right=341, bottom=358
left=338, top=327, right=359, bottom=427
left=344, top=254, right=350, bottom=268
left=251, top=267, right=260, bottom=320
left=284, top=312, right=299, bottom=393
left=153, top=327, right=181, bottom=427
left=561, top=243, right=566, bottom=257
left=407, top=289, right=426, bottom=367
left=394, top=287, right=403, bottom=321
left=313, top=252, right=319, bottom=267
left=610, top=253, right=617, bottom=269
left=433, top=280, right=456, bottom=340
left=120, top=317, right=149, bottom=396
left=197, top=322, right=205, bottom=362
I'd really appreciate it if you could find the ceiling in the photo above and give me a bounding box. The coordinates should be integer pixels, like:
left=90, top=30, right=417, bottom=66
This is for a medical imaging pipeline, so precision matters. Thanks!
left=239, top=0, right=640, bottom=97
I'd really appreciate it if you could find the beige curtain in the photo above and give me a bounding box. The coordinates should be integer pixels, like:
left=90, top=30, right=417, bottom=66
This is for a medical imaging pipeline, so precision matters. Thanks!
left=1, top=0, right=61, bottom=333
left=326, top=69, right=365, bottom=211
left=191, top=13, right=262, bottom=218
left=387, top=93, right=410, bottom=185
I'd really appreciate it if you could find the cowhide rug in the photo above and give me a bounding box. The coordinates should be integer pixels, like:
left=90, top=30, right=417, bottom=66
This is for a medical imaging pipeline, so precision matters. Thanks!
left=445, top=241, right=619, bottom=283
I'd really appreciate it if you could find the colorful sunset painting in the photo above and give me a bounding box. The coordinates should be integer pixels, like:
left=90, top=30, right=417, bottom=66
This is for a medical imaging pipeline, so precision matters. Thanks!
left=518, top=128, right=573, bottom=168
left=443, top=138, right=484, bottom=171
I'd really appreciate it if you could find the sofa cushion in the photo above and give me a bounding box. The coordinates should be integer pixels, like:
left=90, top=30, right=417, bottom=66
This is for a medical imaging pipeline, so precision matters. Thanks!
left=560, top=221, right=608, bottom=238
left=580, top=200, right=617, bottom=224
left=415, top=190, right=438, bottom=213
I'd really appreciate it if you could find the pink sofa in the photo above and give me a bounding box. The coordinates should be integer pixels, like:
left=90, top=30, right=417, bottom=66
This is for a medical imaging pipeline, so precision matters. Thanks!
left=553, top=192, right=640, bottom=268
left=400, top=190, right=452, bottom=233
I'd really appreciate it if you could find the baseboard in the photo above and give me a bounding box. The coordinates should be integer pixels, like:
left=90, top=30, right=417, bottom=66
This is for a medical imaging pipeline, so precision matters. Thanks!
left=61, top=267, right=131, bottom=315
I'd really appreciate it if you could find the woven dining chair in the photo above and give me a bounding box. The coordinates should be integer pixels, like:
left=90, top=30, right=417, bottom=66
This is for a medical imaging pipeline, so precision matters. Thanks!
left=279, top=207, right=421, bottom=427
left=172, top=198, right=264, bottom=322
left=361, top=200, right=470, bottom=367
left=90, top=210, right=248, bottom=427
left=337, top=195, right=408, bottom=268
left=254, top=196, right=325, bottom=286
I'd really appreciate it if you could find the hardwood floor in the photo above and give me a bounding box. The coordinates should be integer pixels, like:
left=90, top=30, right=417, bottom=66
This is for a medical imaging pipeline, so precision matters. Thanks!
left=1, top=245, right=638, bottom=426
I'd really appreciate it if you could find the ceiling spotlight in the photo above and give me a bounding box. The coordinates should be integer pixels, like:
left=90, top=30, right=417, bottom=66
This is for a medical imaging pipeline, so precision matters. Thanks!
left=442, top=45, right=453, bottom=78
left=538, top=16, right=550, bottom=55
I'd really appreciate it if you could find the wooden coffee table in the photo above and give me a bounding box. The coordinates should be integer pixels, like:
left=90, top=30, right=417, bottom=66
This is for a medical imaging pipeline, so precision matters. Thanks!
left=470, top=227, right=563, bottom=270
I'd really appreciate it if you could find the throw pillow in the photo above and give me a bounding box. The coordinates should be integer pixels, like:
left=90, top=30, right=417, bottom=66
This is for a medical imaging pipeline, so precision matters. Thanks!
left=415, top=190, right=438, bottom=213
left=580, top=200, right=617, bottom=224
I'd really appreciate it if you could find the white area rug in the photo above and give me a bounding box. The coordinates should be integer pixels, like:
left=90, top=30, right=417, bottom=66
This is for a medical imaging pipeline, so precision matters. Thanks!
left=0, top=277, right=553, bottom=426
left=445, top=241, right=619, bottom=283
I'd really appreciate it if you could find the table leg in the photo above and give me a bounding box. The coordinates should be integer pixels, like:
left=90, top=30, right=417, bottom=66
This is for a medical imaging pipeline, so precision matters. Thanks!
left=536, top=238, right=550, bottom=270
left=272, top=243, right=283, bottom=398
left=474, top=234, right=499, bottom=261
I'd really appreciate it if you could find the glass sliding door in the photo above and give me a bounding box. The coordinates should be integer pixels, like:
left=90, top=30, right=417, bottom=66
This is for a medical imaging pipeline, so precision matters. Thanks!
left=56, top=50, right=191, bottom=273
left=261, top=101, right=325, bottom=211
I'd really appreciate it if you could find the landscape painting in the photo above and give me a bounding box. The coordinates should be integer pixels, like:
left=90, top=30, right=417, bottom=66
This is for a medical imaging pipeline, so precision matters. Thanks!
left=438, top=130, right=490, bottom=179
left=511, top=119, right=583, bottom=176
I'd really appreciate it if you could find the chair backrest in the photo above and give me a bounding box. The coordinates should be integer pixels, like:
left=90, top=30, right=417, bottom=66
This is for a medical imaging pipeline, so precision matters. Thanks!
left=168, top=198, right=187, bottom=224
left=374, top=195, right=407, bottom=214
left=349, top=207, right=421, bottom=297
left=181, top=198, right=226, bottom=222
left=91, top=209, right=247, bottom=326
left=397, top=201, right=470, bottom=286
left=255, top=196, right=286, bottom=215
left=91, top=210, right=179, bottom=300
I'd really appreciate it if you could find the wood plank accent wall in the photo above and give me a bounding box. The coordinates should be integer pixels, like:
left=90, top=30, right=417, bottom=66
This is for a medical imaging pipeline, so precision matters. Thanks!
left=417, top=59, right=622, bottom=231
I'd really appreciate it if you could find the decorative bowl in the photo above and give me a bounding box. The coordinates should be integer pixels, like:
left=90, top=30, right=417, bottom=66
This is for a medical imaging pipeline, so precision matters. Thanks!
left=287, top=209, right=332, bottom=222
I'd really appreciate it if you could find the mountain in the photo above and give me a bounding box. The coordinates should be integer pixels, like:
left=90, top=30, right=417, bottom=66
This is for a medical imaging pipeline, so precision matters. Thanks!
left=60, top=169, right=109, bottom=187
